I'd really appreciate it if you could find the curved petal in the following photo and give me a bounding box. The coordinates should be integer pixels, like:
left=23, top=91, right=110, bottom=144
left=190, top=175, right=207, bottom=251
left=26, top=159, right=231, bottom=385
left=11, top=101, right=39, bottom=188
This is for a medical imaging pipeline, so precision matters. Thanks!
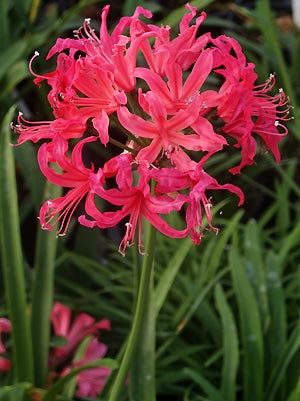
left=93, top=111, right=109, bottom=146
left=79, top=192, right=126, bottom=228
left=182, top=49, right=213, bottom=99
left=135, top=67, right=173, bottom=105
left=50, top=302, right=71, bottom=337
left=143, top=203, right=189, bottom=239
left=117, top=106, right=156, bottom=138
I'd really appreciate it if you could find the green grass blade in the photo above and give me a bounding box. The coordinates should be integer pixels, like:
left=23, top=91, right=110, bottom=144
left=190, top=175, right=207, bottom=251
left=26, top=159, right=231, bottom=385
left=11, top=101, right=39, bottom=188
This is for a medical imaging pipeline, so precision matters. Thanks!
left=0, top=107, right=34, bottom=383
left=215, top=284, right=239, bottom=401
left=229, top=247, right=264, bottom=401
left=154, top=236, right=192, bottom=317
left=265, top=321, right=300, bottom=401
left=0, top=39, right=28, bottom=81
left=278, top=222, right=300, bottom=271
left=244, top=220, right=269, bottom=329
left=269, top=157, right=300, bottom=199
left=0, top=383, right=32, bottom=401
left=205, top=210, right=244, bottom=281
left=286, top=377, right=300, bottom=401
left=183, top=367, right=224, bottom=401
left=265, top=251, right=286, bottom=368
left=13, top=0, right=32, bottom=17
left=0, top=1, right=10, bottom=52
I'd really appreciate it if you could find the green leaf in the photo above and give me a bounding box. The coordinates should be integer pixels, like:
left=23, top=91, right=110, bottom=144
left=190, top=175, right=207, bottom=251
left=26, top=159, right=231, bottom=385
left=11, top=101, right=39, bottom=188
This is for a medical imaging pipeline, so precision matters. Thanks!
left=50, top=335, right=68, bottom=349
left=0, top=40, right=28, bottom=81
left=278, top=222, right=300, bottom=271
left=13, top=0, right=32, bottom=17
left=204, top=209, right=244, bottom=282
left=265, top=320, right=300, bottom=401
left=229, top=247, right=264, bottom=401
left=244, top=220, right=270, bottom=330
left=0, top=106, right=34, bottom=383
left=0, top=1, right=10, bottom=52
left=154, top=236, right=192, bottom=316
left=183, top=368, right=224, bottom=401
left=215, top=284, right=239, bottom=401
left=265, top=251, right=286, bottom=367
left=286, top=377, right=300, bottom=401
left=0, top=61, right=30, bottom=100
left=0, top=383, right=32, bottom=401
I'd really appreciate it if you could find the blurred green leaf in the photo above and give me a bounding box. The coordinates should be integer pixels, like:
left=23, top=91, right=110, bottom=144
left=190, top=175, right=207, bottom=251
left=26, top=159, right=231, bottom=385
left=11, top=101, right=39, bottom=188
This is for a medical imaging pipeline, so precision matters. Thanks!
left=0, top=383, right=32, bottom=401
left=0, top=106, right=34, bottom=383
left=183, top=368, right=223, bottom=401
left=0, top=2, right=10, bottom=52
left=229, top=247, right=264, bottom=401
left=154, top=236, right=192, bottom=316
left=215, top=284, right=239, bottom=401
left=244, top=220, right=270, bottom=330
left=265, top=252, right=287, bottom=369
left=0, top=40, right=28, bottom=81
left=265, top=321, right=300, bottom=401
left=0, top=61, right=30, bottom=100
left=13, top=0, right=32, bottom=18
left=278, top=222, right=300, bottom=271
left=286, top=377, right=300, bottom=401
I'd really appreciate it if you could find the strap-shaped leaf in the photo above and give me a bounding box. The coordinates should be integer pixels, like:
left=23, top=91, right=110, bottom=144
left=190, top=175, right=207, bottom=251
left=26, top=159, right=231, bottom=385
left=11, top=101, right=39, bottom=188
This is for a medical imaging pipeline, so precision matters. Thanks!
left=0, top=106, right=34, bottom=383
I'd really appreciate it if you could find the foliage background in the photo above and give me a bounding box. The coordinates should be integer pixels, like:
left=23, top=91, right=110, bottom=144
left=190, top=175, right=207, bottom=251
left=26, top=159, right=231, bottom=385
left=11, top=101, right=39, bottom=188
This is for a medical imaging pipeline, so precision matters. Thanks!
left=0, top=0, right=299, bottom=400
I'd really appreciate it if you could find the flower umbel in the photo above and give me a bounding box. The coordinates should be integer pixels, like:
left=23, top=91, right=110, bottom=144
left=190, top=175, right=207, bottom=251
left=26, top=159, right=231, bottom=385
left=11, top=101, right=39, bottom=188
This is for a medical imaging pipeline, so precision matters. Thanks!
left=12, top=3, right=291, bottom=254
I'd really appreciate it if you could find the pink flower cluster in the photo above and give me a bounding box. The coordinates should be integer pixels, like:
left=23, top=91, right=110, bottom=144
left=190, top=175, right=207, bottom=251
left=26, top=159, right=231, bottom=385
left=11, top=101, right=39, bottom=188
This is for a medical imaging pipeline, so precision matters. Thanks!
left=13, top=4, right=291, bottom=254
left=50, top=302, right=111, bottom=397
left=0, top=303, right=111, bottom=398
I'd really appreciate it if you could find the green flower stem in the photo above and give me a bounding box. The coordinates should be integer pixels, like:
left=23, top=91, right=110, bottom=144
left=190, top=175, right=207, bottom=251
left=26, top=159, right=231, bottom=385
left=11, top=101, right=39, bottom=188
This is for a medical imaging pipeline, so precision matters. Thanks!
left=30, top=181, right=62, bottom=387
left=129, top=246, right=156, bottom=401
left=108, top=221, right=157, bottom=401
left=0, top=107, right=34, bottom=383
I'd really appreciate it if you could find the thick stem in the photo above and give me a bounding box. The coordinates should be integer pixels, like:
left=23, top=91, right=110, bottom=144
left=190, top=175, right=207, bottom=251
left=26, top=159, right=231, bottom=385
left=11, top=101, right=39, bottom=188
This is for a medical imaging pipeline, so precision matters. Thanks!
left=129, top=250, right=156, bottom=401
left=108, top=221, right=157, bottom=401
left=30, top=181, right=61, bottom=386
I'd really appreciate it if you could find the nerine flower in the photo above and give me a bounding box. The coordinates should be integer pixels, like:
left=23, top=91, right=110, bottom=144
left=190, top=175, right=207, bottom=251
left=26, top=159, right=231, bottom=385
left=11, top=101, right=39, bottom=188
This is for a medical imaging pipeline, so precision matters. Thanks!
left=12, top=3, right=291, bottom=254
left=50, top=303, right=112, bottom=397
left=50, top=302, right=110, bottom=365
left=37, top=135, right=97, bottom=236
left=79, top=154, right=189, bottom=255
left=0, top=304, right=111, bottom=398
